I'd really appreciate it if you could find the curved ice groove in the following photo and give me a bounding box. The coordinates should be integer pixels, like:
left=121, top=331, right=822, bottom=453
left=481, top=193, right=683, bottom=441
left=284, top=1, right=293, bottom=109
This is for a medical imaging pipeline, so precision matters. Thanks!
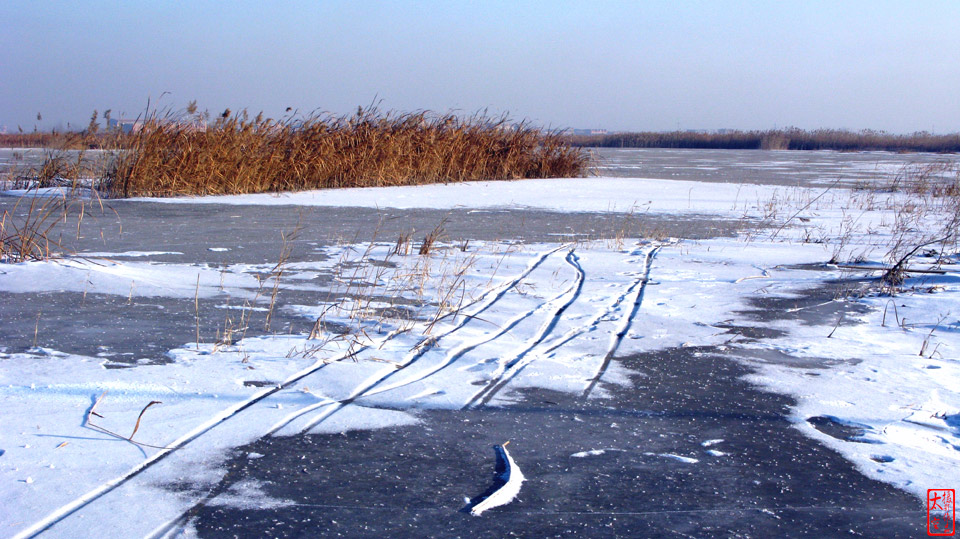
left=272, top=244, right=570, bottom=435
left=527, top=244, right=660, bottom=360
left=361, top=250, right=585, bottom=399
left=582, top=243, right=662, bottom=398
left=476, top=242, right=663, bottom=407
left=265, top=399, right=338, bottom=435
left=489, top=251, right=585, bottom=382
left=464, top=250, right=586, bottom=409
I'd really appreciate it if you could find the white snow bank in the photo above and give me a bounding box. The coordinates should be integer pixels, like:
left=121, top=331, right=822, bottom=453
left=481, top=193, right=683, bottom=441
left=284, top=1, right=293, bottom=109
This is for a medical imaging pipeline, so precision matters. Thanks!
left=124, top=176, right=783, bottom=217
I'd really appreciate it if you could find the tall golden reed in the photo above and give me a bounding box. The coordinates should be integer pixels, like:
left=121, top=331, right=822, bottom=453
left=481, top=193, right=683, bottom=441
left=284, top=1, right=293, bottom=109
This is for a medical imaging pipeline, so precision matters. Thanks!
left=105, top=106, right=588, bottom=197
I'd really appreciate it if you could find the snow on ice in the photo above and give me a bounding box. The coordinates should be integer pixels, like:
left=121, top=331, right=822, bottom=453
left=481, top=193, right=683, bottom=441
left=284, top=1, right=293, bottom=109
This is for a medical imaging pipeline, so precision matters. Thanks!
left=1, top=172, right=959, bottom=535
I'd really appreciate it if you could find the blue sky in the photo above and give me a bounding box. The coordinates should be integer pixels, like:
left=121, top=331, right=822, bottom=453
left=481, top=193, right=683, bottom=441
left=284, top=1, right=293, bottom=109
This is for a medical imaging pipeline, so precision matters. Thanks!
left=2, top=1, right=958, bottom=133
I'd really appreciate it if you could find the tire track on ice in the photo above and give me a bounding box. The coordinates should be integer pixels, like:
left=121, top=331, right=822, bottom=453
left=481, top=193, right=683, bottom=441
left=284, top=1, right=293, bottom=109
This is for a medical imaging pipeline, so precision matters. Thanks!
left=360, top=251, right=587, bottom=400
left=511, top=242, right=661, bottom=366
left=274, top=245, right=574, bottom=435
left=463, top=249, right=586, bottom=409
left=581, top=242, right=662, bottom=399
left=363, top=243, right=662, bottom=404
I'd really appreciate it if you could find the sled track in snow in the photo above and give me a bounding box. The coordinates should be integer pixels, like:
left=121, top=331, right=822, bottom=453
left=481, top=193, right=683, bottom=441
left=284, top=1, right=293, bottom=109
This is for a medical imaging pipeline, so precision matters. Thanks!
left=463, top=242, right=662, bottom=408
left=267, top=247, right=582, bottom=434
left=582, top=243, right=662, bottom=399
left=265, top=244, right=573, bottom=436
left=463, top=249, right=586, bottom=409
left=360, top=247, right=587, bottom=401
left=17, top=245, right=569, bottom=539
left=361, top=243, right=664, bottom=409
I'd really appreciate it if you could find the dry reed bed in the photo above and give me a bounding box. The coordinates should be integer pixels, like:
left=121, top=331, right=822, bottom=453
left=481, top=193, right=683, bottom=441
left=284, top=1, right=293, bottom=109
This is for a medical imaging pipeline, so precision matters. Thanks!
left=105, top=108, right=588, bottom=197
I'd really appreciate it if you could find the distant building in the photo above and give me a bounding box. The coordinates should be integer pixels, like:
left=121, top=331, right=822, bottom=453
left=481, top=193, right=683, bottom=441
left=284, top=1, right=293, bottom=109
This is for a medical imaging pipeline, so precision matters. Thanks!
left=107, top=117, right=206, bottom=133
left=108, top=118, right=143, bottom=134
left=569, top=129, right=608, bottom=135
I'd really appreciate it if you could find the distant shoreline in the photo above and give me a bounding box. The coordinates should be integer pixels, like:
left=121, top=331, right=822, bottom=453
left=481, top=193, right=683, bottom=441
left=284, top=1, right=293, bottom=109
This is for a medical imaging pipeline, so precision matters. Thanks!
left=565, top=129, right=960, bottom=153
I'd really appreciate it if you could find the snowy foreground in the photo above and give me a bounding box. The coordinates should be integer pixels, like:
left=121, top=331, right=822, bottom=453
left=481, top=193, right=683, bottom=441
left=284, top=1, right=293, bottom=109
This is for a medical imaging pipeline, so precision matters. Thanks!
left=2, top=174, right=960, bottom=536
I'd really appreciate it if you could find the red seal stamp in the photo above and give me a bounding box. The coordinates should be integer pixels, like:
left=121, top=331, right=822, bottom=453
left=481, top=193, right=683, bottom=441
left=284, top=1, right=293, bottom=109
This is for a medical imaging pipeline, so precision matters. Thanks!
left=928, top=489, right=956, bottom=536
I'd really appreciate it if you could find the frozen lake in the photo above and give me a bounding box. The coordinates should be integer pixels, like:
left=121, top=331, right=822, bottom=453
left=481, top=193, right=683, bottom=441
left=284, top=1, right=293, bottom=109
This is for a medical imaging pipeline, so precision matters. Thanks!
left=2, top=148, right=957, bottom=537
left=4, top=146, right=959, bottom=189
left=591, top=147, right=960, bottom=187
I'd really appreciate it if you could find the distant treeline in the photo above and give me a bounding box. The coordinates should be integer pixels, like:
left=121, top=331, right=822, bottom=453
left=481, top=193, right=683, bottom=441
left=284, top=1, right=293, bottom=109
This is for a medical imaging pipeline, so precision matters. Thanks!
left=565, top=129, right=960, bottom=153
left=7, top=127, right=960, bottom=154
left=0, top=131, right=102, bottom=150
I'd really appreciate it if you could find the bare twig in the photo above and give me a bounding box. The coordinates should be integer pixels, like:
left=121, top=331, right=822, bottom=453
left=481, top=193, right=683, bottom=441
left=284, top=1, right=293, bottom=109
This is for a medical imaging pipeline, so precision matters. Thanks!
left=129, top=401, right=162, bottom=441
left=84, top=391, right=174, bottom=450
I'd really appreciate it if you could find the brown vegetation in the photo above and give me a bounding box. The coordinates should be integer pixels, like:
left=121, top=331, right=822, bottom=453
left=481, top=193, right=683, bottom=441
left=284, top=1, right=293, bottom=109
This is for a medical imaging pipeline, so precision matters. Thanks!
left=99, top=106, right=587, bottom=197
left=0, top=192, right=71, bottom=262
left=879, top=163, right=960, bottom=289
left=0, top=132, right=97, bottom=150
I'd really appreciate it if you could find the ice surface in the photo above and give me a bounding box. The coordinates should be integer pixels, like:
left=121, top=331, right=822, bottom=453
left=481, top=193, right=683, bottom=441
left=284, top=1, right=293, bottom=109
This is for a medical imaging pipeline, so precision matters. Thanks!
left=2, top=173, right=959, bottom=534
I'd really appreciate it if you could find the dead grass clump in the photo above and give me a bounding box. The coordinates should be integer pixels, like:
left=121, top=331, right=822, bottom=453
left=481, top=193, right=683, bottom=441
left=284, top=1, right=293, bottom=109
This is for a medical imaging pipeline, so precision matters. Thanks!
left=103, top=105, right=589, bottom=197
left=394, top=231, right=413, bottom=256
left=1, top=182, right=118, bottom=264
left=0, top=191, right=69, bottom=262
left=419, top=218, right=446, bottom=255
left=880, top=163, right=960, bottom=290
